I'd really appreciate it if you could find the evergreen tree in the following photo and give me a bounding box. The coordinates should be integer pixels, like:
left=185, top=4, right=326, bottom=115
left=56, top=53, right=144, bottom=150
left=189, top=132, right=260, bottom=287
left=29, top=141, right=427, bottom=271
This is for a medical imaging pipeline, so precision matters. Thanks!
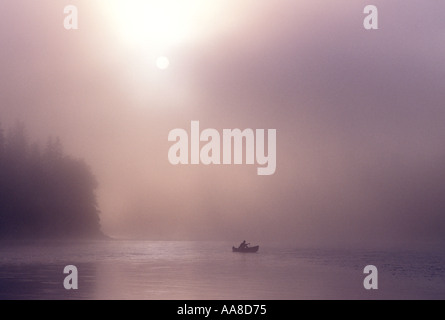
left=0, top=123, right=4, bottom=158
left=45, top=137, right=64, bottom=161
left=0, top=122, right=103, bottom=239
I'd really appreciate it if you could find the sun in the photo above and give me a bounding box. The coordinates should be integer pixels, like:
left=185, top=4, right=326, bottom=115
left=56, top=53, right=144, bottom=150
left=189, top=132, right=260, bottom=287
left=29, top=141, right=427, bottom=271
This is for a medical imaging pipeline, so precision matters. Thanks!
left=156, top=56, right=170, bottom=70
left=107, top=0, right=224, bottom=48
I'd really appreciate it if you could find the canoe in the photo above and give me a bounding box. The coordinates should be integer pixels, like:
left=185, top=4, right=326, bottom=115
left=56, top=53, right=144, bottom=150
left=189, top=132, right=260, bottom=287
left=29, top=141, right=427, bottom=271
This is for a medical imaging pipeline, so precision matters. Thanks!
left=232, top=245, right=259, bottom=253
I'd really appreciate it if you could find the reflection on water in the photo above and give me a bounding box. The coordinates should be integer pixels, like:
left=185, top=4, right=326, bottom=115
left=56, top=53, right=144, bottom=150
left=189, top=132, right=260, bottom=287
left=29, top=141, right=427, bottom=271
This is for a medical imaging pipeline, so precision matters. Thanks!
left=0, top=241, right=444, bottom=300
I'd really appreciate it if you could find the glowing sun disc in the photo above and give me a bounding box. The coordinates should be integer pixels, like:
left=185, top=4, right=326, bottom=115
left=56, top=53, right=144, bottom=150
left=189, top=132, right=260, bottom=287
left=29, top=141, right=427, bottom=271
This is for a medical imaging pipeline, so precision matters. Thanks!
left=156, top=56, right=170, bottom=70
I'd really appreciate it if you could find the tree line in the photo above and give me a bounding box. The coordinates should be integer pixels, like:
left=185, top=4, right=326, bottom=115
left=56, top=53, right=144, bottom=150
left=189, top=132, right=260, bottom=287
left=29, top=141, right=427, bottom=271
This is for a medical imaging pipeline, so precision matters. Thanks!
left=0, top=122, right=103, bottom=239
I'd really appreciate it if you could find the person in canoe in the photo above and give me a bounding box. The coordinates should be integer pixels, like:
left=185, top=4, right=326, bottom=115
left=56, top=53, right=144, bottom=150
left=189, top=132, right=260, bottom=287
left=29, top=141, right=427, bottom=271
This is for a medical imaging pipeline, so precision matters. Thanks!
left=239, top=240, right=250, bottom=249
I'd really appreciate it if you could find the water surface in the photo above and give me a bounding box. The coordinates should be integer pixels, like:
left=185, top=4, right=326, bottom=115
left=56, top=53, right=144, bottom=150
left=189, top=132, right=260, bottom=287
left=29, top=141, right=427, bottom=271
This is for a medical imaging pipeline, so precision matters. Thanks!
left=0, top=241, right=444, bottom=299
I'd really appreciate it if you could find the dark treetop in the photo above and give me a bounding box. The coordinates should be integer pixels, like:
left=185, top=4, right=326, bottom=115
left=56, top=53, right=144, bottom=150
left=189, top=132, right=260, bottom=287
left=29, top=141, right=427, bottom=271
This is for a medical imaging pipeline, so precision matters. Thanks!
left=0, top=122, right=104, bottom=239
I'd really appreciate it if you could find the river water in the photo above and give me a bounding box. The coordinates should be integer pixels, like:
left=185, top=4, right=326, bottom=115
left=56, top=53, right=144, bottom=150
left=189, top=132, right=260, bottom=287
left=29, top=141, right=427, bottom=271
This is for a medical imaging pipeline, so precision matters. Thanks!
left=0, top=240, right=444, bottom=299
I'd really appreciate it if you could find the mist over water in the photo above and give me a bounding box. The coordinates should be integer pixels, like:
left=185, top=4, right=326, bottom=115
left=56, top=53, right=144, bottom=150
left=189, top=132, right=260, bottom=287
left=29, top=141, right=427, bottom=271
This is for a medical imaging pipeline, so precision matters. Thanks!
left=1, top=1, right=445, bottom=247
left=1, top=0, right=445, bottom=301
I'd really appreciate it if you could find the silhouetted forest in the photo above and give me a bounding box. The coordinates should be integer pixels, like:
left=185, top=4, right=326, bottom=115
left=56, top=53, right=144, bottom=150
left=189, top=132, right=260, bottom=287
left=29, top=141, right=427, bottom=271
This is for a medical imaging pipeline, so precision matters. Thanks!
left=0, top=122, right=103, bottom=239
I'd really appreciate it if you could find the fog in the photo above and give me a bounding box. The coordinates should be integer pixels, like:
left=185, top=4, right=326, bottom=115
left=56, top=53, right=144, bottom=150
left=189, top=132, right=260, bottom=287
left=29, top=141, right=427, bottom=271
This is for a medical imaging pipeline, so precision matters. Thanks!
left=1, top=1, right=444, bottom=247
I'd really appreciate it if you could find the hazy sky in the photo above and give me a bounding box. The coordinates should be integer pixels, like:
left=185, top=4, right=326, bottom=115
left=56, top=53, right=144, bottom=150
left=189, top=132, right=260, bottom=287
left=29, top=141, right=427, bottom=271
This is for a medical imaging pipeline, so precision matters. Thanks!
left=1, top=1, right=445, bottom=247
